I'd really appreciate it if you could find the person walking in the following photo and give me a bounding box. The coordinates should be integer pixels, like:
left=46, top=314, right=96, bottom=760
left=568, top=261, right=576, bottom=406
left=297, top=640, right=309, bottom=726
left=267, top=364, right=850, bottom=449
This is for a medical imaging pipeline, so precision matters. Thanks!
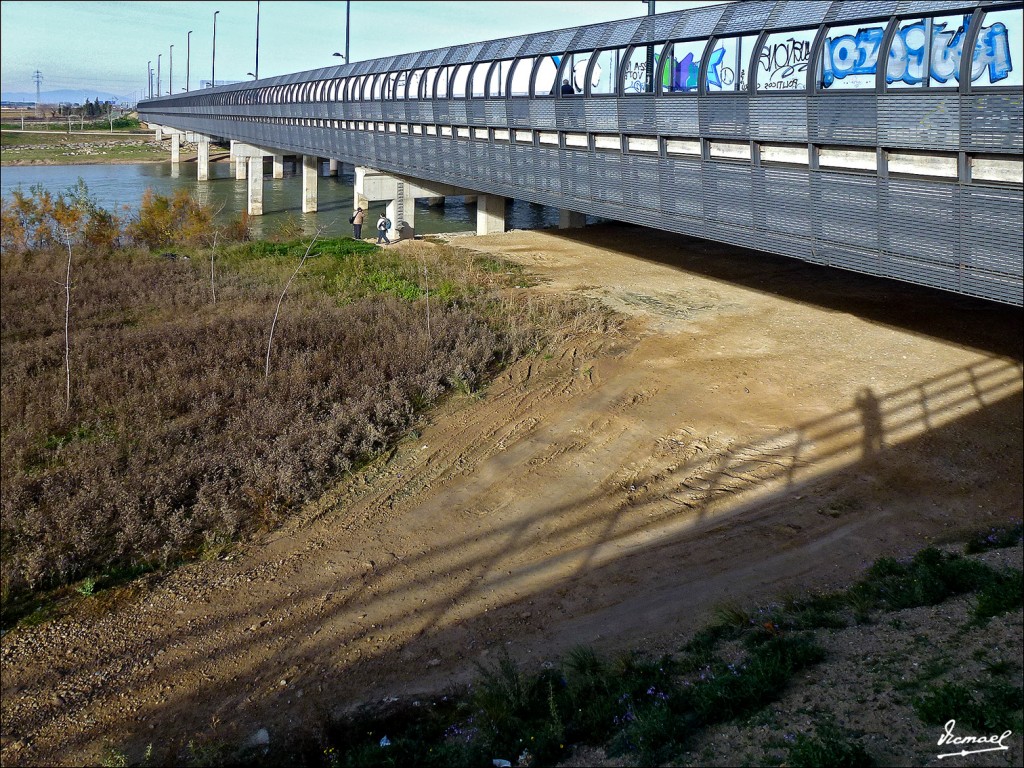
left=351, top=206, right=365, bottom=239
left=376, top=213, right=391, bottom=245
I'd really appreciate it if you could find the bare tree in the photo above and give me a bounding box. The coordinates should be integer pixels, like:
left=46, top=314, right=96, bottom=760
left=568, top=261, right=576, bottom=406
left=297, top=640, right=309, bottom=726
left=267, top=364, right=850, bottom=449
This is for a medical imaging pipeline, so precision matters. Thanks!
left=422, top=260, right=431, bottom=342
left=59, top=228, right=73, bottom=413
left=265, top=230, right=322, bottom=380
left=209, top=230, right=219, bottom=304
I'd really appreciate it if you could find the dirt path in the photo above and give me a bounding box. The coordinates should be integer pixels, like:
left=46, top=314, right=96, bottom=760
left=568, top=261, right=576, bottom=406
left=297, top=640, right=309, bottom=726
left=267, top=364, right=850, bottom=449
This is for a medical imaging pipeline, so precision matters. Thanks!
left=2, top=224, right=1021, bottom=766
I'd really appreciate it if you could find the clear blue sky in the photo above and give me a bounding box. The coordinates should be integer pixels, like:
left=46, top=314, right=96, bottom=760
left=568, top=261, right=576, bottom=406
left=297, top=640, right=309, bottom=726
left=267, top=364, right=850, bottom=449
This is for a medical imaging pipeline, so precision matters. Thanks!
left=0, top=1, right=726, bottom=102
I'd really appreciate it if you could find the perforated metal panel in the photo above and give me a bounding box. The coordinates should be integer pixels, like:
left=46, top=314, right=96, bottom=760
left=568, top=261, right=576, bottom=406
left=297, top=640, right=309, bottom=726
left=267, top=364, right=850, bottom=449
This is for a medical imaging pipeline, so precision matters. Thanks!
left=140, top=0, right=1023, bottom=306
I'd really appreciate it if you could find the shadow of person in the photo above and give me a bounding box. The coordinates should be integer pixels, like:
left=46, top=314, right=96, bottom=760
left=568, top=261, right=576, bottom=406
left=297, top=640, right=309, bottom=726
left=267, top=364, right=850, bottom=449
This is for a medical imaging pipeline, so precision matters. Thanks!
left=855, top=386, right=884, bottom=457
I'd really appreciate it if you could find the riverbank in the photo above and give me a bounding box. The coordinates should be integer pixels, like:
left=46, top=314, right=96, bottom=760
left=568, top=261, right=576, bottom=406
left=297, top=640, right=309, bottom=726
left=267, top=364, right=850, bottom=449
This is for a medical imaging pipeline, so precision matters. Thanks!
left=0, top=130, right=221, bottom=166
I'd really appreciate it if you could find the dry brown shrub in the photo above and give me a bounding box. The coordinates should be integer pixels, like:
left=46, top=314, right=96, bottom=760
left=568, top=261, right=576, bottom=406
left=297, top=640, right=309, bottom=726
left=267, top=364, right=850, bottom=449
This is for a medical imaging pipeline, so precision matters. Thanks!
left=1, top=238, right=607, bottom=605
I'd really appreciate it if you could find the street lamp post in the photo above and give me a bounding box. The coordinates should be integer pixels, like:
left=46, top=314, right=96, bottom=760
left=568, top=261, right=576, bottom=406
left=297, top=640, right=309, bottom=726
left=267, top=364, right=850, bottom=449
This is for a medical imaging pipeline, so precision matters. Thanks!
left=345, top=0, right=350, bottom=64
left=157, top=53, right=162, bottom=96
left=255, top=0, right=261, bottom=80
left=644, top=0, right=655, bottom=93
left=169, top=44, right=174, bottom=95
left=186, top=30, right=192, bottom=91
left=211, top=10, right=220, bottom=88
left=147, top=60, right=152, bottom=99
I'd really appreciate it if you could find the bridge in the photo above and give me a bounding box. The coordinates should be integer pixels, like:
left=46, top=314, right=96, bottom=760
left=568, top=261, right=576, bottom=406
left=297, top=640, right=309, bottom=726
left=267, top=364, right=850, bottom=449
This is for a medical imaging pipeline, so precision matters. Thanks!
left=138, top=0, right=1023, bottom=306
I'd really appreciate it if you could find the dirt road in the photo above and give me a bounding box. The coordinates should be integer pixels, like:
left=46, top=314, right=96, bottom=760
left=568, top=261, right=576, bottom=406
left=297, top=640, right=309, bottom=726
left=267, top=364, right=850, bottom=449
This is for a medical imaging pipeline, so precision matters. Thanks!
left=2, top=223, right=1021, bottom=766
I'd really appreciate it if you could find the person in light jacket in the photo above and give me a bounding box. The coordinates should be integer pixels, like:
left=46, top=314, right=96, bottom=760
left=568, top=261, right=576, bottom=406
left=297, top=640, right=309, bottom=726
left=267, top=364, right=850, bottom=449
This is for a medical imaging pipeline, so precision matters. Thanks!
left=351, top=206, right=365, bottom=239
left=376, top=213, right=391, bottom=245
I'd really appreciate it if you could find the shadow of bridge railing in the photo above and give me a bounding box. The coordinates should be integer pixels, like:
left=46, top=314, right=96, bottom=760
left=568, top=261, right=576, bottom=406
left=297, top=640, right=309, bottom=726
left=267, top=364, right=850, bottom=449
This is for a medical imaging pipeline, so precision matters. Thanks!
left=6, top=355, right=1021, bottom=766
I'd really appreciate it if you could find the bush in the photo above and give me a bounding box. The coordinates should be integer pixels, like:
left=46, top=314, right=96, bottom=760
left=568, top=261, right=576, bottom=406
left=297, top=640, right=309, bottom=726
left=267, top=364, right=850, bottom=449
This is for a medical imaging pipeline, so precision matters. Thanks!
left=852, top=548, right=996, bottom=611
left=972, top=569, right=1023, bottom=623
left=1, top=233, right=604, bottom=615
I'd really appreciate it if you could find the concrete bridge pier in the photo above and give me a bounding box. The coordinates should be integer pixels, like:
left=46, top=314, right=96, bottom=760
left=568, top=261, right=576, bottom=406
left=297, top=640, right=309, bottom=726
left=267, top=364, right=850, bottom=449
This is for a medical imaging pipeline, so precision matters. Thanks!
left=386, top=180, right=416, bottom=240
left=197, top=138, right=210, bottom=181
left=229, top=141, right=248, bottom=180
left=272, top=155, right=284, bottom=179
left=248, top=157, right=264, bottom=215
left=328, top=158, right=339, bottom=177
left=170, top=133, right=180, bottom=164
left=426, top=196, right=445, bottom=207
left=559, top=209, right=586, bottom=229
left=302, top=155, right=318, bottom=213
left=476, top=195, right=506, bottom=235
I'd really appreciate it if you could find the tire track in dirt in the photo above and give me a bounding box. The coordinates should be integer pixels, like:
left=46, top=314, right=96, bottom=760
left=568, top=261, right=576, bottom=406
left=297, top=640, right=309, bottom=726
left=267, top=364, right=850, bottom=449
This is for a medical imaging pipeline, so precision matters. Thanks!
left=2, top=226, right=1020, bottom=767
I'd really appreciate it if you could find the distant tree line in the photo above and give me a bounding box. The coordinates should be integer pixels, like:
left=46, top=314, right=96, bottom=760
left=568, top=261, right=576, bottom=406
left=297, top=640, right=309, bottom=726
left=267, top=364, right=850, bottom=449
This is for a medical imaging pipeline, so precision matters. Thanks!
left=44, top=99, right=116, bottom=119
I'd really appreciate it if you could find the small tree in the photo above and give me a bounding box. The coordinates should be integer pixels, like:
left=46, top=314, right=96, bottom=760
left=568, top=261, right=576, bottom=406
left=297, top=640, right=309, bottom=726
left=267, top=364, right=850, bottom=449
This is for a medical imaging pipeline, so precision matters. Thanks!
left=265, top=230, right=322, bottom=379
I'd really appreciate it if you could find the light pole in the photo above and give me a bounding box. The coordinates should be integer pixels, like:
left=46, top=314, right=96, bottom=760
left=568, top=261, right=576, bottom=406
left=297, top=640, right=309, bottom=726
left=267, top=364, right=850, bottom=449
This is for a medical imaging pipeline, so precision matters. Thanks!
left=345, top=0, right=350, bottom=64
left=643, top=1, right=655, bottom=93
left=186, top=30, right=192, bottom=91
left=255, top=0, right=261, bottom=80
left=157, top=53, right=162, bottom=96
left=169, top=44, right=174, bottom=95
left=211, top=10, right=220, bottom=88
left=147, top=60, right=152, bottom=99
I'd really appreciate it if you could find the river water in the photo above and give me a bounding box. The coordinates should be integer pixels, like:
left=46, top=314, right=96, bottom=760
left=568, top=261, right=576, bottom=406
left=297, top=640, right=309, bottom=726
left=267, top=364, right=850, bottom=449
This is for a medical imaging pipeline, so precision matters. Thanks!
left=0, top=160, right=572, bottom=239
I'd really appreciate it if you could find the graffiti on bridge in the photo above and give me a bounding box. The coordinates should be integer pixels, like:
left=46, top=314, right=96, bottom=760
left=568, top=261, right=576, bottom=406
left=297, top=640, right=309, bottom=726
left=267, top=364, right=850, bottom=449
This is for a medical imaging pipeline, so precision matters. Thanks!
left=822, top=15, right=1015, bottom=88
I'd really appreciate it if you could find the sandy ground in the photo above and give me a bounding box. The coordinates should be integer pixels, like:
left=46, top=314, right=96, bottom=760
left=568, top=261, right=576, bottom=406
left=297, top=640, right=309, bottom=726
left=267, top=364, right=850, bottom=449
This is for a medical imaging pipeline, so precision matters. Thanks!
left=1, top=223, right=1021, bottom=766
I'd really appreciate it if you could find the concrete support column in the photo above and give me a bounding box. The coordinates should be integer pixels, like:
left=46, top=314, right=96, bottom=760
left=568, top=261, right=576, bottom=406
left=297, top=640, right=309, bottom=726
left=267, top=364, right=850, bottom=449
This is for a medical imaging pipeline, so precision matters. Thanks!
left=272, top=155, right=284, bottom=179
left=170, top=132, right=180, bottom=164
left=247, top=157, right=264, bottom=216
left=476, top=194, right=505, bottom=236
left=197, top=138, right=210, bottom=181
left=426, top=196, right=445, bottom=207
left=386, top=180, right=416, bottom=240
left=235, top=155, right=247, bottom=180
left=559, top=209, right=586, bottom=229
left=464, top=195, right=477, bottom=205
left=302, top=155, right=318, bottom=213
left=154, top=125, right=163, bottom=141
left=328, top=158, right=339, bottom=177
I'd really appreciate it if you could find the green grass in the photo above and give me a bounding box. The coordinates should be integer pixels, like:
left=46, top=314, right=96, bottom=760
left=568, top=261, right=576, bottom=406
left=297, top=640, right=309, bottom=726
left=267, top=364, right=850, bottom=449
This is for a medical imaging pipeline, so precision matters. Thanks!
left=965, top=521, right=1024, bottom=554
left=913, top=680, right=1024, bottom=733
left=785, top=721, right=876, bottom=768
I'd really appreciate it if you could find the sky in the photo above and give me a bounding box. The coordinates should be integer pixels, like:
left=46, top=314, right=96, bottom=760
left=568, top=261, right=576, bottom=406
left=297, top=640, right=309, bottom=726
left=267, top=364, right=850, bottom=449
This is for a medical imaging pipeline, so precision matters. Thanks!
left=0, top=0, right=727, bottom=103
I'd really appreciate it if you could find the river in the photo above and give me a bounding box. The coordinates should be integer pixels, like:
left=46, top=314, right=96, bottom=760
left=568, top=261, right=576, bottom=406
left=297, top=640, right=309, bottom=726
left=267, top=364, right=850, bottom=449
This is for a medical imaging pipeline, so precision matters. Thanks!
left=0, top=160, right=575, bottom=239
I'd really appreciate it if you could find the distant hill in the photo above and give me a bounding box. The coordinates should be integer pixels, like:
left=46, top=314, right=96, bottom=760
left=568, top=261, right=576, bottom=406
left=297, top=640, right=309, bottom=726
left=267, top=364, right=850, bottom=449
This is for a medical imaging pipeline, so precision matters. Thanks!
left=1, top=89, right=127, bottom=105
